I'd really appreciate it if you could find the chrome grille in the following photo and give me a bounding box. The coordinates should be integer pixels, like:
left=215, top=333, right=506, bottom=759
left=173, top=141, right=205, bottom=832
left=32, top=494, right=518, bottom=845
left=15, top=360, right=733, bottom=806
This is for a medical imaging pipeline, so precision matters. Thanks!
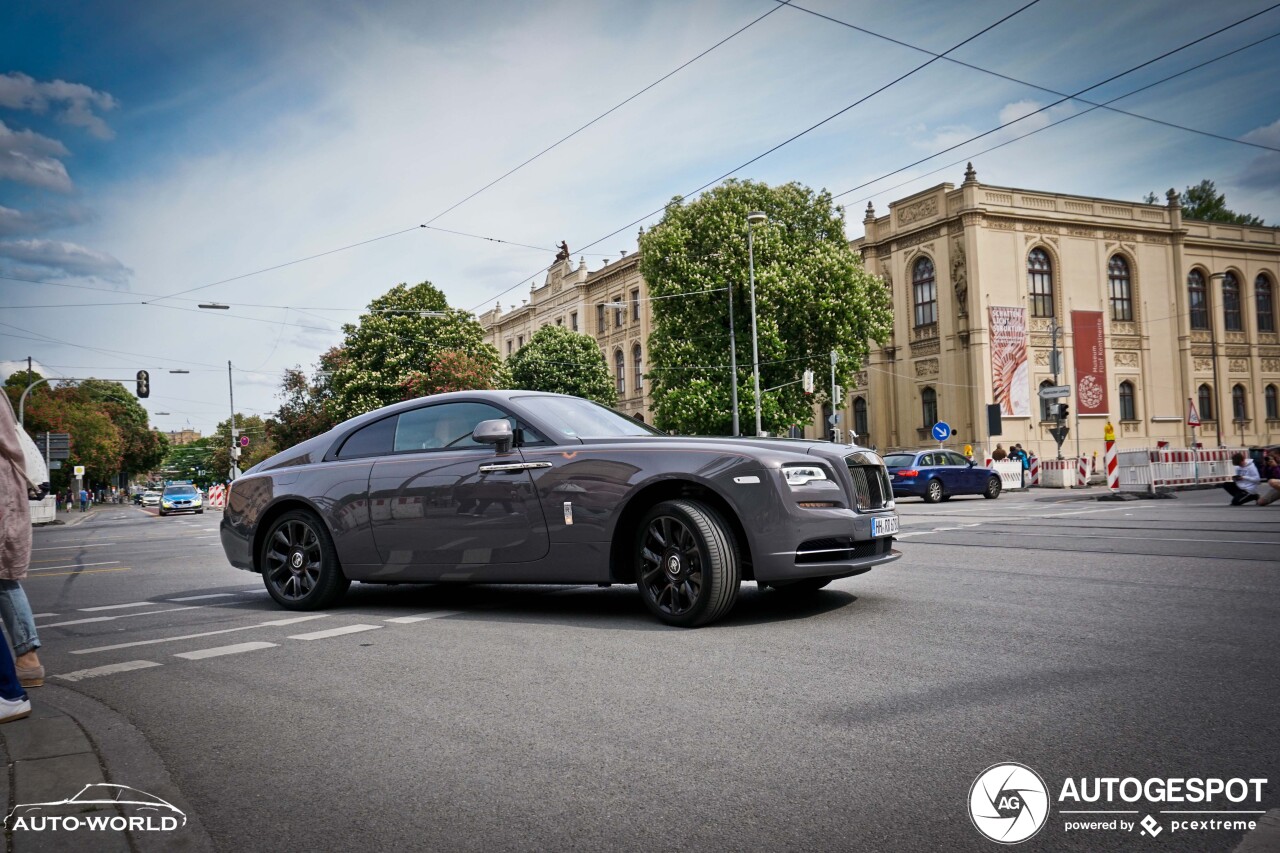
left=845, top=460, right=893, bottom=510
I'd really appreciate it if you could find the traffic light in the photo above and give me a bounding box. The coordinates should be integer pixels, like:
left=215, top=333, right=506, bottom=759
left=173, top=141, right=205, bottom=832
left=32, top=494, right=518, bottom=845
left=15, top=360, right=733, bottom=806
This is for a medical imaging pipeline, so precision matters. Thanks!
left=136, top=370, right=150, bottom=398
left=1058, top=402, right=1070, bottom=420
left=802, top=370, right=814, bottom=394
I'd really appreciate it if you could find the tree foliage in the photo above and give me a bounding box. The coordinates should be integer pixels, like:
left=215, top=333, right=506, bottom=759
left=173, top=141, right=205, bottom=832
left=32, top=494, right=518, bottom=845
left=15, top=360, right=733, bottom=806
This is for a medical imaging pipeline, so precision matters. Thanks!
left=326, top=281, right=504, bottom=421
left=638, top=179, right=892, bottom=435
left=160, top=437, right=217, bottom=488
left=401, top=350, right=507, bottom=399
left=271, top=346, right=344, bottom=451
left=506, top=325, right=616, bottom=405
left=1145, top=180, right=1264, bottom=225
left=210, top=414, right=276, bottom=481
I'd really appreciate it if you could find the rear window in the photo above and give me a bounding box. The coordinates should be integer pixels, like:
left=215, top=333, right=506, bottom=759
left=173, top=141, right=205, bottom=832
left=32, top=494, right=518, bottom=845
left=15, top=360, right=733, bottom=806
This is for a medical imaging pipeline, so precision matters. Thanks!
left=882, top=454, right=916, bottom=470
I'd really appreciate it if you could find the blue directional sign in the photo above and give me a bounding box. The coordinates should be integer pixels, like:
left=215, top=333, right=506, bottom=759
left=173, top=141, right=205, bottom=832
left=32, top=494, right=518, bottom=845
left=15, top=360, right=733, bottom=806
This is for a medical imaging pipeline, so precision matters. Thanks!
left=931, top=421, right=951, bottom=442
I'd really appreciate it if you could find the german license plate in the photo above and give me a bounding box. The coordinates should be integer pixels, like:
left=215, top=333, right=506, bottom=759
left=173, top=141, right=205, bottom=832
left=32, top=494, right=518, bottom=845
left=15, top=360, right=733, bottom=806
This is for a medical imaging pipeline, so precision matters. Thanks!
left=871, top=515, right=899, bottom=537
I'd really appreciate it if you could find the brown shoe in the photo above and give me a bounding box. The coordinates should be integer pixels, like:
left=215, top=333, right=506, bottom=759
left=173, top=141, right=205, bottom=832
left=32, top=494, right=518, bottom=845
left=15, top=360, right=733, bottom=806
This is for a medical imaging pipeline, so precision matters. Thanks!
left=18, top=665, right=44, bottom=688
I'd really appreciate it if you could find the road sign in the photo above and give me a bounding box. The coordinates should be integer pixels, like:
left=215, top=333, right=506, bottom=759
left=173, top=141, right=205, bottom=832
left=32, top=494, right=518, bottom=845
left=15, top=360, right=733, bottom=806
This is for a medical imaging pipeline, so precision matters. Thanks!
left=931, top=421, right=951, bottom=442
left=49, top=461, right=62, bottom=470
left=828, top=413, right=841, bottom=425
left=1187, top=400, right=1201, bottom=427
left=1038, top=384, right=1071, bottom=399
left=73, top=465, right=85, bottom=477
left=239, top=436, right=249, bottom=447
left=34, top=432, right=70, bottom=460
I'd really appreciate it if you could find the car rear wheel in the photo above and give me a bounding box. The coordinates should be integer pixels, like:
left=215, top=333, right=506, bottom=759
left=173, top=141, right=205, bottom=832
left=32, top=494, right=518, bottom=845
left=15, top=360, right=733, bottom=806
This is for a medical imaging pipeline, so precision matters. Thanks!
left=984, top=476, right=1002, bottom=499
left=923, top=479, right=944, bottom=503
left=261, top=510, right=349, bottom=610
left=635, top=499, right=740, bottom=627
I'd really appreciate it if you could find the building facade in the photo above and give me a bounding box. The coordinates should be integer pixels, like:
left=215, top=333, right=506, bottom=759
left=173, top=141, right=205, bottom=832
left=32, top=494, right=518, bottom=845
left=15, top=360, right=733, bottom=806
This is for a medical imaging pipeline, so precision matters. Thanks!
left=164, top=428, right=202, bottom=446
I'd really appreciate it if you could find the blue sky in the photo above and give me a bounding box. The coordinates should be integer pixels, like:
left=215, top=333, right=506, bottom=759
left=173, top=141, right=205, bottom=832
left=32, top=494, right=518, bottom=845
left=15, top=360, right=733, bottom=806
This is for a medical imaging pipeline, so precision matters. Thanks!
left=3, top=0, right=1279, bottom=434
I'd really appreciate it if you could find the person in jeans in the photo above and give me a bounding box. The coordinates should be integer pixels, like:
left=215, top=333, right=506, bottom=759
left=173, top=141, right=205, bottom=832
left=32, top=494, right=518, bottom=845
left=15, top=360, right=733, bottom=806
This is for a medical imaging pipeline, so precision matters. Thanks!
left=0, top=395, right=39, bottom=707
left=1222, top=452, right=1261, bottom=506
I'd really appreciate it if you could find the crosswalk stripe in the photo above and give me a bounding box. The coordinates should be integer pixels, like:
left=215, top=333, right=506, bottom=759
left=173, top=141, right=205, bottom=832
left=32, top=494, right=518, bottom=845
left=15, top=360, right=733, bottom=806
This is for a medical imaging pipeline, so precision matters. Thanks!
left=80, top=602, right=156, bottom=612
left=384, top=611, right=464, bottom=623
left=175, top=642, right=278, bottom=660
left=29, top=561, right=121, bottom=572
left=288, top=624, right=383, bottom=641
left=71, top=614, right=328, bottom=654
left=56, top=661, right=162, bottom=682
left=168, top=593, right=237, bottom=602
left=45, top=605, right=200, bottom=628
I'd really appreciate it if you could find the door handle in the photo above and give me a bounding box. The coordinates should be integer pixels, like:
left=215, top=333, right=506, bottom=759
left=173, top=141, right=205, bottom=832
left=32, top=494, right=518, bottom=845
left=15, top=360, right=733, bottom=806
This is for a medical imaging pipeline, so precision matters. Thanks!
left=478, top=461, right=553, bottom=473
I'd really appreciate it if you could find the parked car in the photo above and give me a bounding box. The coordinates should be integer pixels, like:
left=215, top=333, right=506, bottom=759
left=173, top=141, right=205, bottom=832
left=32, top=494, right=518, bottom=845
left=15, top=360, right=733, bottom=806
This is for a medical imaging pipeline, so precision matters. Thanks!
left=159, top=484, right=203, bottom=516
left=220, top=391, right=901, bottom=627
left=140, top=491, right=161, bottom=507
left=883, top=449, right=1002, bottom=503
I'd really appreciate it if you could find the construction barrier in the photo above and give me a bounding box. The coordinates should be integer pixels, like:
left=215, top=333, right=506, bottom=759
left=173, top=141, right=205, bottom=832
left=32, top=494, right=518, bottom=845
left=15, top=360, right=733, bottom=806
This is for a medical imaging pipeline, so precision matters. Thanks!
left=1029, top=454, right=1040, bottom=486
left=1116, top=447, right=1243, bottom=493
left=1105, top=440, right=1119, bottom=491
left=1039, top=457, right=1082, bottom=488
left=206, top=484, right=227, bottom=508
left=991, top=460, right=1026, bottom=491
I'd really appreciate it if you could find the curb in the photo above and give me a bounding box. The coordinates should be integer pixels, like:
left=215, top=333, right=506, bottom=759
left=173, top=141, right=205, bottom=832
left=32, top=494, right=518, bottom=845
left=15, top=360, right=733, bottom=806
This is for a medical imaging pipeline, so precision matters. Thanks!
left=1, top=685, right=215, bottom=852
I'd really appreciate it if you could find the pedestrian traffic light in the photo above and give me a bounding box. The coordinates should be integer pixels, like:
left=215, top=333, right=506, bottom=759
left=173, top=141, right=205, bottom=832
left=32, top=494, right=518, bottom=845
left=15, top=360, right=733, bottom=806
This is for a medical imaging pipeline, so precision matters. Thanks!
left=136, top=370, right=150, bottom=398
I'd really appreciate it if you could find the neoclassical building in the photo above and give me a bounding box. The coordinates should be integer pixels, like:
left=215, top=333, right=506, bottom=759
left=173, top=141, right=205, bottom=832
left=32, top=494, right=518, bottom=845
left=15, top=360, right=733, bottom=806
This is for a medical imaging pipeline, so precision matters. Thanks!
left=478, top=169, right=1280, bottom=458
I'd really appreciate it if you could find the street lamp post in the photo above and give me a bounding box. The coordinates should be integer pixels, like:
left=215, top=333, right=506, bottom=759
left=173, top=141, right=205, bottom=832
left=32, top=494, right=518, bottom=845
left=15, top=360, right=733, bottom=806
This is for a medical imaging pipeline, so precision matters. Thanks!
left=1208, top=273, right=1226, bottom=447
left=746, top=210, right=767, bottom=437
left=728, top=278, right=740, bottom=437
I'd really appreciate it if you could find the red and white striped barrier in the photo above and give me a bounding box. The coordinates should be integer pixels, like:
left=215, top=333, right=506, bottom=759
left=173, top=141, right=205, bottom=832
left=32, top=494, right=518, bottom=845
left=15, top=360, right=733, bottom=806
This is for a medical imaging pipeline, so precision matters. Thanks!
left=1028, top=454, right=1040, bottom=486
left=1116, top=447, right=1244, bottom=493
left=1105, top=440, right=1118, bottom=491
left=206, top=484, right=227, bottom=508
left=1076, top=455, right=1089, bottom=487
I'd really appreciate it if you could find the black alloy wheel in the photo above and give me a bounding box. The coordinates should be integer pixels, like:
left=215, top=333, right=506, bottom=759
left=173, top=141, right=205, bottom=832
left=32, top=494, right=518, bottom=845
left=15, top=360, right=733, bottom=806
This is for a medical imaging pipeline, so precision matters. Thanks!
left=261, top=510, right=349, bottom=610
left=924, top=479, right=944, bottom=503
left=635, top=499, right=740, bottom=627
left=984, top=476, right=1002, bottom=499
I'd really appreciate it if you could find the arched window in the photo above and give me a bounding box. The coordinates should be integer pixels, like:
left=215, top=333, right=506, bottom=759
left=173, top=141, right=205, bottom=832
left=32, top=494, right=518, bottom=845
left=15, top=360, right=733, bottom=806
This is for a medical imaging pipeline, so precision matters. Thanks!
left=1258, top=274, right=1276, bottom=333
left=1232, top=384, right=1247, bottom=422
left=1188, top=270, right=1209, bottom=330
left=912, top=257, right=937, bottom=327
left=1198, top=383, right=1214, bottom=422
left=853, top=397, right=868, bottom=439
left=632, top=344, right=643, bottom=392
left=1266, top=384, right=1278, bottom=420
left=1028, top=249, right=1054, bottom=318
left=1038, top=380, right=1056, bottom=421
left=1108, top=256, right=1133, bottom=321
left=1119, top=380, right=1136, bottom=421
left=614, top=349, right=625, bottom=395
left=921, top=387, right=937, bottom=428
left=1223, top=272, right=1242, bottom=332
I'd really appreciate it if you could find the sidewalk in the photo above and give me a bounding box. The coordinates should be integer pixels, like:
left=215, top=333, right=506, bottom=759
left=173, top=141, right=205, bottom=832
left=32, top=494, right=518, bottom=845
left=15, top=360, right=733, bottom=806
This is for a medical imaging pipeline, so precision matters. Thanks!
left=1, top=685, right=214, bottom=852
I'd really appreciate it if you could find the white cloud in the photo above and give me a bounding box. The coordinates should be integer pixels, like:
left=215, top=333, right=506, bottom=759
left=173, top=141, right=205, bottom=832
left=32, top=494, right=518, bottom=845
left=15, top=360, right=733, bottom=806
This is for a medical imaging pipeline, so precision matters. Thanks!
left=997, top=99, right=1051, bottom=133
left=0, top=239, right=131, bottom=283
left=1237, top=118, right=1280, bottom=194
left=0, top=120, right=73, bottom=191
left=0, top=72, right=118, bottom=140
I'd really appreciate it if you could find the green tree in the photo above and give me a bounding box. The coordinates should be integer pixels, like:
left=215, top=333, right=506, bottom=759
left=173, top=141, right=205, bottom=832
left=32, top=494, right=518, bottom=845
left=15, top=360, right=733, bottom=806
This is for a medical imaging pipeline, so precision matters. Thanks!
left=639, top=179, right=892, bottom=435
left=78, top=379, right=169, bottom=478
left=506, top=326, right=616, bottom=405
left=1144, top=180, right=1264, bottom=225
left=401, top=350, right=509, bottom=399
left=271, top=346, right=344, bottom=450
left=210, top=415, right=276, bottom=481
left=159, top=437, right=217, bottom=487
left=5, top=374, right=129, bottom=489
left=327, top=282, right=504, bottom=421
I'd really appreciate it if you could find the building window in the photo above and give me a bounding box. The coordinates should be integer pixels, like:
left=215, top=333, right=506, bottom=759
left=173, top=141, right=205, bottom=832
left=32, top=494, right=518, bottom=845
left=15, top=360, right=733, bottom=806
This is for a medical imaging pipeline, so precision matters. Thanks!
left=631, top=289, right=640, bottom=321
left=1188, top=270, right=1209, bottom=330
left=1038, top=380, right=1056, bottom=421
left=853, top=397, right=868, bottom=439
left=1257, top=275, right=1275, bottom=333
left=597, top=304, right=606, bottom=333
left=1028, top=248, right=1054, bottom=318
left=1223, top=272, right=1242, bottom=332
left=1119, top=380, right=1136, bottom=421
left=1266, top=384, right=1278, bottom=420
left=912, top=257, right=937, bottom=327
left=1232, top=384, right=1247, bottom=422
left=506, top=340, right=513, bottom=356
left=571, top=311, right=579, bottom=332
left=633, top=344, right=643, bottom=391
left=614, top=350, right=625, bottom=395
left=517, top=335, right=524, bottom=348
left=1108, top=255, right=1133, bottom=322
left=921, top=387, right=937, bottom=428
left=613, top=295, right=624, bottom=328
left=555, top=317, right=562, bottom=326
left=1198, top=383, right=1214, bottom=421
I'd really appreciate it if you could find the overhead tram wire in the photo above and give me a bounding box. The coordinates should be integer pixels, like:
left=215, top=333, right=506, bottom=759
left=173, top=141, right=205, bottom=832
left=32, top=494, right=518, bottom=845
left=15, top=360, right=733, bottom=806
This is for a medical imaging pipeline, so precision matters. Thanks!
left=844, top=29, right=1280, bottom=207
left=775, top=0, right=1280, bottom=156
left=831, top=2, right=1280, bottom=202
left=468, top=0, right=1046, bottom=314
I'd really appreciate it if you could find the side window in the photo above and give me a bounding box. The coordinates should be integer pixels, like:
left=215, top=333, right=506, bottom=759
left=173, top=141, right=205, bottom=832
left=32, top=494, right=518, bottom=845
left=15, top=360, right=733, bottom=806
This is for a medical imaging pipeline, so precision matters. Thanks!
left=337, top=415, right=397, bottom=459
left=946, top=452, right=968, bottom=466
left=920, top=454, right=937, bottom=467
left=393, top=403, right=510, bottom=453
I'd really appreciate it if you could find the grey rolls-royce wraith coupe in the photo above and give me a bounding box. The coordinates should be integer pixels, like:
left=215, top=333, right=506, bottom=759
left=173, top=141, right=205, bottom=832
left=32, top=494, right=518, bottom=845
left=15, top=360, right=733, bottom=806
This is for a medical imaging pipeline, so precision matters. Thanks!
left=220, top=391, right=900, bottom=627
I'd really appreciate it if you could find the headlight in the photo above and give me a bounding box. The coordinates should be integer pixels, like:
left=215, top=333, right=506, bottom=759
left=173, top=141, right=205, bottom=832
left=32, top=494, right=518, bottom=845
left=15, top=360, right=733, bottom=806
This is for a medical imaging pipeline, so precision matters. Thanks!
left=782, top=464, right=830, bottom=487
left=161, top=500, right=172, bottom=506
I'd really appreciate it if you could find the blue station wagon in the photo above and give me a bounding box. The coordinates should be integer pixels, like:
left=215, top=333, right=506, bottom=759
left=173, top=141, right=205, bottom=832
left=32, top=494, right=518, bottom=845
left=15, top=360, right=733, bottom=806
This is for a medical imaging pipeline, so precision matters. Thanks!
left=883, top=449, right=1002, bottom=503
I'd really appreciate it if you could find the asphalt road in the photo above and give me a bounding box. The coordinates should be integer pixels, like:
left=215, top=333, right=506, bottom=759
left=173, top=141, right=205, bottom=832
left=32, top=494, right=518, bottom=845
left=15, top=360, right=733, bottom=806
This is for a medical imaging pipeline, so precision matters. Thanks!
left=21, top=490, right=1280, bottom=852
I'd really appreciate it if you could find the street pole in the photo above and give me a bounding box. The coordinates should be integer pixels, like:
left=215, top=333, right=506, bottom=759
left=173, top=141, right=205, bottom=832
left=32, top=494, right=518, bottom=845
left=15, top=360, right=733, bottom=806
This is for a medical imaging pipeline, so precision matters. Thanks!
left=228, top=360, right=238, bottom=482
left=747, top=211, right=767, bottom=437
left=728, top=280, right=739, bottom=437
left=1210, top=309, right=1222, bottom=448
left=830, top=350, right=838, bottom=443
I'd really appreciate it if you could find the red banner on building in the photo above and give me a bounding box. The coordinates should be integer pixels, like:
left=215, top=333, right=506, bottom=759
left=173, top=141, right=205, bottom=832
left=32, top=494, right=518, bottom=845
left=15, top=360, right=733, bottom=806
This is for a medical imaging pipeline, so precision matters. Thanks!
left=1071, top=310, right=1108, bottom=415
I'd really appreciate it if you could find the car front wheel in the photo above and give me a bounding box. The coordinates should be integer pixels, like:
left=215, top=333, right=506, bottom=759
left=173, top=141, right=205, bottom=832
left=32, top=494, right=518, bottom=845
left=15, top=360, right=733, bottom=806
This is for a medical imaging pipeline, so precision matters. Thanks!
left=924, top=479, right=944, bottom=503
left=635, top=499, right=740, bottom=627
left=984, top=476, right=1002, bottom=499
left=261, top=510, right=349, bottom=610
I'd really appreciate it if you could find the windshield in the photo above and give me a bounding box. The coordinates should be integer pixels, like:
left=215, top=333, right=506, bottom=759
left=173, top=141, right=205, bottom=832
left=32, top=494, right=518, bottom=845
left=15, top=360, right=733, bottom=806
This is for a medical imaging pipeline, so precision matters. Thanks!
left=163, top=485, right=197, bottom=497
left=518, top=396, right=662, bottom=439
left=882, top=454, right=917, bottom=470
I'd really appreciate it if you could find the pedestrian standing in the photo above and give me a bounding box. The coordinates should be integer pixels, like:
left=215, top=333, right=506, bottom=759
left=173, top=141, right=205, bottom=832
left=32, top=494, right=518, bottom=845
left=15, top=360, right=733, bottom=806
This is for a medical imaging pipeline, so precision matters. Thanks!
left=79, top=487, right=88, bottom=512
left=0, top=394, right=39, bottom=714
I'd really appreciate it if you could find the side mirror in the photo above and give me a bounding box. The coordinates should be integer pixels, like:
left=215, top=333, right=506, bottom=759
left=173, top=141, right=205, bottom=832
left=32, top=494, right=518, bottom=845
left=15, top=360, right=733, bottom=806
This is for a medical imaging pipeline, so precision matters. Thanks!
left=967, top=460, right=975, bottom=468
left=472, top=419, right=514, bottom=454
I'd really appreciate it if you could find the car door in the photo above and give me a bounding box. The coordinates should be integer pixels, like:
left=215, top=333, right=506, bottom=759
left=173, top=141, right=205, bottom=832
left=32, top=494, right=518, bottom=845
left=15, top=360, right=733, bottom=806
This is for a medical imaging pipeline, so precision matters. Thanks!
left=932, top=451, right=962, bottom=493
left=368, top=401, right=550, bottom=568
left=945, top=451, right=980, bottom=492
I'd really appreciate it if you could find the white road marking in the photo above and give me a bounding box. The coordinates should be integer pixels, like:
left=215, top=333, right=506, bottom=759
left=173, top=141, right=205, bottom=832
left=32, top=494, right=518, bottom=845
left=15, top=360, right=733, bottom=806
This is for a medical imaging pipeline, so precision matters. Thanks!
left=28, top=561, right=121, bottom=572
left=168, top=593, right=237, bottom=602
left=384, top=611, right=464, bottom=623
left=71, top=615, right=327, bottom=654
left=32, top=613, right=58, bottom=619
left=56, top=660, right=162, bottom=682
left=175, top=641, right=278, bottom=660
left=32, top=543, right=114, bottom=551
left=241, top=588, right=269, bottom=595
left=80, top=602, right=157, bottom=612
left=289, top=624, right=383, bottom=640
left=44, top=606, right=200, bottom=628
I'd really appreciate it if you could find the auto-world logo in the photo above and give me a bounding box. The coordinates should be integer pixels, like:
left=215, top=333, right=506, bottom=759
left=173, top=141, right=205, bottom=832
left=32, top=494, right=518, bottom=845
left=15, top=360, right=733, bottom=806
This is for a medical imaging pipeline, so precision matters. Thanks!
left=969, top=763, right=1050, bottom=844
left=4, top=784, right=186, bottom=833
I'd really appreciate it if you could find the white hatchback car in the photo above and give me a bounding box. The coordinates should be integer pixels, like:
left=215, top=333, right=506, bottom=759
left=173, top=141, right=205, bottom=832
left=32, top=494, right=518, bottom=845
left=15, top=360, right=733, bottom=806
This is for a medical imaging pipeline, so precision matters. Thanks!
left=141, top=491, right=161, bottom=507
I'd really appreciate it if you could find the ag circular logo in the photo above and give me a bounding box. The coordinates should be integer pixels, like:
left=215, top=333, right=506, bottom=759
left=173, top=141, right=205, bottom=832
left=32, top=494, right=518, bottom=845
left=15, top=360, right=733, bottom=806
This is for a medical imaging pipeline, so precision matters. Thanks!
left=968, top=762, right=1049, bottom=844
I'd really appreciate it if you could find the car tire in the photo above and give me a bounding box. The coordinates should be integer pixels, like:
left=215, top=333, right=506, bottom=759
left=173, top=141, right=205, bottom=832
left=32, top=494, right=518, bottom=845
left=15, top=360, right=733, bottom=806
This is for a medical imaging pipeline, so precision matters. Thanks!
left=260, top=510, right=349, bottom=611
left=923, top=479, right=944, bottom=503
left=196, top=508, right=204, bottom=514
left=983, top=476, right=1002, bottom=499
left=158, top=509, right=167, bottom=516
left=635, top=499, right=740, bottom=628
